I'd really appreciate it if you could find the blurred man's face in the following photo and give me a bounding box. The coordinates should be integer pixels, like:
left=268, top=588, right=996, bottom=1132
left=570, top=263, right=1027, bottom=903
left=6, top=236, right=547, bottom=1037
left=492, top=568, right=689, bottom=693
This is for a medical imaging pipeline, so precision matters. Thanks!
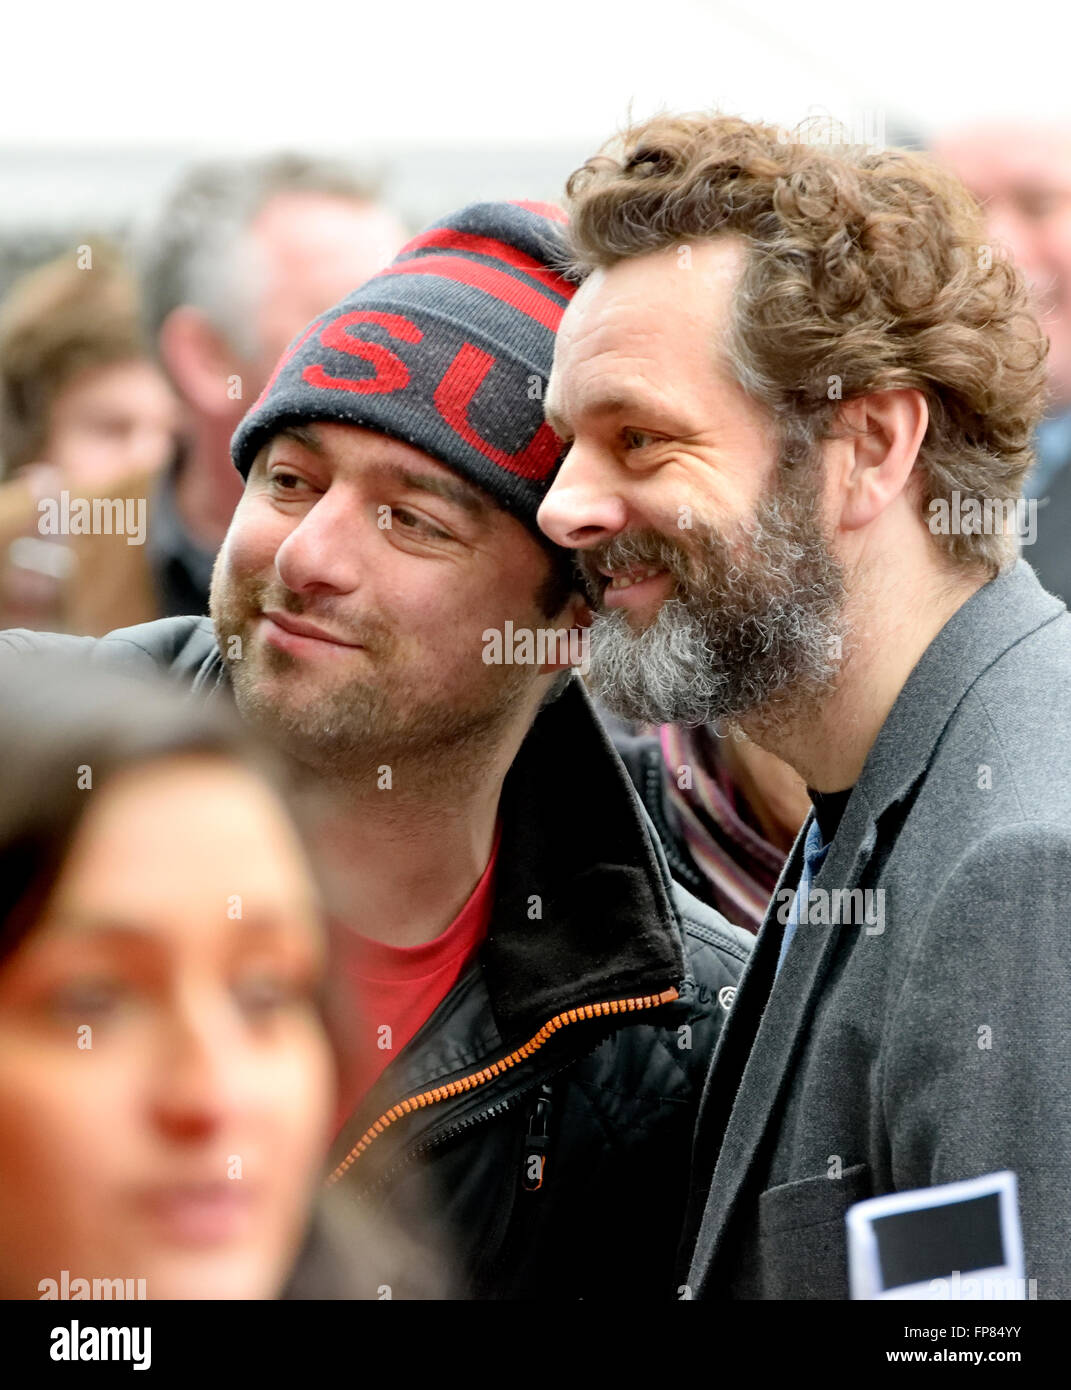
left=246, top=194, right=408, bottom=396
left=537, top=239, right=844, bottom=729
left=937, top=128, right=1071, bottom=409
left=211, top=423, right=571, bottom=779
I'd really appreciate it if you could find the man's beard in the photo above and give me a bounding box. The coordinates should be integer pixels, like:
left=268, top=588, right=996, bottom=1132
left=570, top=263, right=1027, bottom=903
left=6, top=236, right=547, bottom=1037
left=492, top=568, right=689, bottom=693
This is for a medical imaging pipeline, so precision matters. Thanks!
left=210, top=566, right=533, bottom=786
left=579, top=460, right=846, bottom=731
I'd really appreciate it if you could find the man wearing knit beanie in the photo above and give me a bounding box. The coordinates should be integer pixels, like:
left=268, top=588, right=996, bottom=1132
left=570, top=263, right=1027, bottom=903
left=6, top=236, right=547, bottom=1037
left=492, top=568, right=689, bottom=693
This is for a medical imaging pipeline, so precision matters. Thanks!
left=1, top=201, right=751, bottom=1301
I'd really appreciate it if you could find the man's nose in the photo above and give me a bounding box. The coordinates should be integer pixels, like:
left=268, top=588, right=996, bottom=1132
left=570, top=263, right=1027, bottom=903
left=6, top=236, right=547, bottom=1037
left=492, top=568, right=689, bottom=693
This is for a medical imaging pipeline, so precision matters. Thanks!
left=537, top=445, right=629, bottom=550
left=274, top=487, right=363, bottom=596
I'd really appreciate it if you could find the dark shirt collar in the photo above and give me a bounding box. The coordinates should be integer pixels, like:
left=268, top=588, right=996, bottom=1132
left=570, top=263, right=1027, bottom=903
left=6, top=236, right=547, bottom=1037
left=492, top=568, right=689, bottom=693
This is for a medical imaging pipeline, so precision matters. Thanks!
left=808, top=786, right=854, bottom=845
left=147, top=447, right=218, bottom=617
left=473, top=676, right=687, bottom=1044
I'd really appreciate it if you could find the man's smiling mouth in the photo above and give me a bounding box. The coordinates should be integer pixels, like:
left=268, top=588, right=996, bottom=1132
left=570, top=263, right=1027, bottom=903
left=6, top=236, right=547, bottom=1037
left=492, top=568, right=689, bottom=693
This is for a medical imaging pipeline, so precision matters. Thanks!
left=260, top=609, right=365, bottom=651
left=600, top=565, right=669, bottom=591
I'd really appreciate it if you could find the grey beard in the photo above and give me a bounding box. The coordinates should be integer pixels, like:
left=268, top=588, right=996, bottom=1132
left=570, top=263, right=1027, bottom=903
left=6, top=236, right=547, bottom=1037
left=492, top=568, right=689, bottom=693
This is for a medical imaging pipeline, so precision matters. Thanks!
left=585, top=489, right=845, bottom=729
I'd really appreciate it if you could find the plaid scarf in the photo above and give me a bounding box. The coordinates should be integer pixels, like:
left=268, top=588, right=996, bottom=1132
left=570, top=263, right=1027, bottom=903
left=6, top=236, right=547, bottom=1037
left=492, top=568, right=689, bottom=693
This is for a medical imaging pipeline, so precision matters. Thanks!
left=657, top=724, right=789, bottom=933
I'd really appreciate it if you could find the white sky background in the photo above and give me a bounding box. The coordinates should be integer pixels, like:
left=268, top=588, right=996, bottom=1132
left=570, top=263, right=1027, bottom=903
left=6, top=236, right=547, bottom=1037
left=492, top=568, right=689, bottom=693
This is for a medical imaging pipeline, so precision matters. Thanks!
left=0, top=0, right=1068, bottom=152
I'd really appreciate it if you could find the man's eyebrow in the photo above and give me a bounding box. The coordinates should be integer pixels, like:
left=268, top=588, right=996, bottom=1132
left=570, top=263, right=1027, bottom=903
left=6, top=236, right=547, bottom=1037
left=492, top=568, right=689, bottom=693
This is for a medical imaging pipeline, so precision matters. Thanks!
left=367, top=461, right=491, bottom=518
left=271, top=424, right=325, bottom=455
left=547, top=390, right=657, bottom=435
left=260, top=430, right=491, bottom=517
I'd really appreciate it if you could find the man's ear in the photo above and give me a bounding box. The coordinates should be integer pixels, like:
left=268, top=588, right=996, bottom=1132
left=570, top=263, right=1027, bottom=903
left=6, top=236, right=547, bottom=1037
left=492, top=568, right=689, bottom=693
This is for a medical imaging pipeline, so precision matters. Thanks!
left=157, top=306, right=244, bottom=421
left=538, top=590, right=593, bottom=675
left=833, top=389, right=929, bottom=532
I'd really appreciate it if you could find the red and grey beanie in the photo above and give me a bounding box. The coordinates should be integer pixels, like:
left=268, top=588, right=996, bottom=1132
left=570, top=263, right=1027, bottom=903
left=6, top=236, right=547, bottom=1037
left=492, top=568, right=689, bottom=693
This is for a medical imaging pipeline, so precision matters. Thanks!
left=231, top=200, right=578, bottom=531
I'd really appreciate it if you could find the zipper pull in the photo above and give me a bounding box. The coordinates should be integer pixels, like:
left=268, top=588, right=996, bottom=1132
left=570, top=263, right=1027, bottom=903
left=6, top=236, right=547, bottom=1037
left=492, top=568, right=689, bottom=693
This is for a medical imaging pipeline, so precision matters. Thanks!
left=521, top=1083, right=553, bottom=1192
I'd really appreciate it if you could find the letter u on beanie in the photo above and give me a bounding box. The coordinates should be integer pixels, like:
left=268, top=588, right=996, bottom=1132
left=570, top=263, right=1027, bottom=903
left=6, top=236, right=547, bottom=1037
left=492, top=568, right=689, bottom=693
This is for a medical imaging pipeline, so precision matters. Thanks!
left=230, top=200, right=578, bottom=532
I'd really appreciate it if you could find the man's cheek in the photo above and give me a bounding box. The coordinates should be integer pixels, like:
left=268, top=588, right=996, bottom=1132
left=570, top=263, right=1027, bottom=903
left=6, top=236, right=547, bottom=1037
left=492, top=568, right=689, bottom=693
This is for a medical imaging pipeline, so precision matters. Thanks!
left=211, top=536, right=262, bottom=628
left=224, top=506, right=285, bottom=581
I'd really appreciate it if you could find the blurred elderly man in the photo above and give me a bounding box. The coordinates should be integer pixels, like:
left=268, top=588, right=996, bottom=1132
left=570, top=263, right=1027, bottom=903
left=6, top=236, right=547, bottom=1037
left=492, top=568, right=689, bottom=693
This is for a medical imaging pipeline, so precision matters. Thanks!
left=140, top=154, right=407, bottom=616
left=936, top=126, right=1071, bottom=606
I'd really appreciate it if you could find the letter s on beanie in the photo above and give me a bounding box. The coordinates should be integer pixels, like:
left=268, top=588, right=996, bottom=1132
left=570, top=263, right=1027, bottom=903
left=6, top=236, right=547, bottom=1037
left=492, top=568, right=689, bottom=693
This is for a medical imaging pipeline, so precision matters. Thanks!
left=230, top=201, right=578, bottom=533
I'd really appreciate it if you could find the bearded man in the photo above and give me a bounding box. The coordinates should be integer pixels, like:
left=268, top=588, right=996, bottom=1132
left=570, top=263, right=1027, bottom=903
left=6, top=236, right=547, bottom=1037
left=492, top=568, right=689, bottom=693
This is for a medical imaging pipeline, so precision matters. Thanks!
left=537, top=115, right=1071, bottom=1300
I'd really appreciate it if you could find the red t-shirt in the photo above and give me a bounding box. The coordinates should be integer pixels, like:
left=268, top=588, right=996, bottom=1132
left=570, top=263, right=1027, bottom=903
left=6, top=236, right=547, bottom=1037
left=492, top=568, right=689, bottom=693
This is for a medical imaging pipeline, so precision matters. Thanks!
left=333, top=826, right=500, bottom=1130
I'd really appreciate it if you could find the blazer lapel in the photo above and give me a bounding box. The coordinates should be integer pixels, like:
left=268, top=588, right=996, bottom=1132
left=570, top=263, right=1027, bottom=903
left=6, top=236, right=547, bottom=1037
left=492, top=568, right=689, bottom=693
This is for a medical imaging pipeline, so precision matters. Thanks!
left=688, top=793, right=878, bottom=1290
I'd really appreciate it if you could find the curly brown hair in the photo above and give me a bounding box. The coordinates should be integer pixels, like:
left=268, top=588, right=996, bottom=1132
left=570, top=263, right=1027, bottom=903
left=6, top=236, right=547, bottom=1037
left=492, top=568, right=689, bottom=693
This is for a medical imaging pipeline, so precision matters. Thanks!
left=564, top=113, right=1050, bottom=574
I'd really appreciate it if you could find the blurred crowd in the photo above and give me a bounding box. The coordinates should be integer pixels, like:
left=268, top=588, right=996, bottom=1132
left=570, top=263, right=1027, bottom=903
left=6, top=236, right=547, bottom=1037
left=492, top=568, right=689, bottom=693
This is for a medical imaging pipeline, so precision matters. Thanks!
left=0, top=154, right=407, bottom=632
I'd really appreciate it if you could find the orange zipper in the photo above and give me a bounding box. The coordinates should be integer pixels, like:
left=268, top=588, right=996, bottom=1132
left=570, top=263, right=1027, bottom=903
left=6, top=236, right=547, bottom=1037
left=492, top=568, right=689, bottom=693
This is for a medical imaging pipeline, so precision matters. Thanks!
left=327, top=986, right=680, bottom=1185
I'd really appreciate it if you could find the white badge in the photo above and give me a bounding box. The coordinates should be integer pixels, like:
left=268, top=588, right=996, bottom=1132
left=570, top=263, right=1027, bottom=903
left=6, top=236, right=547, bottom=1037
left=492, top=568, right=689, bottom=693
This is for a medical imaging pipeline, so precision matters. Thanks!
left=846, top=1171, right=1027, bottom=1299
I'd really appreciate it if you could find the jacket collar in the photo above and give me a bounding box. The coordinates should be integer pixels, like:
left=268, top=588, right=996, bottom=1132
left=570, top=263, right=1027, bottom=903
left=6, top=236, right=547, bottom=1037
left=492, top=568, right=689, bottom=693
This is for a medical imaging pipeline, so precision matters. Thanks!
left=482, top=675, right=686, bottom=1046
left=327, top=675, right=690, bottom=1173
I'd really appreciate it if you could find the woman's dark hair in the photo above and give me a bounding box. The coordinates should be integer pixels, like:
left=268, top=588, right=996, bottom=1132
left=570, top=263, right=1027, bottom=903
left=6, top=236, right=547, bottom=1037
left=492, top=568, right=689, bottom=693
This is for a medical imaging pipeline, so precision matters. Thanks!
left=0, top=654, right=265, bottom=961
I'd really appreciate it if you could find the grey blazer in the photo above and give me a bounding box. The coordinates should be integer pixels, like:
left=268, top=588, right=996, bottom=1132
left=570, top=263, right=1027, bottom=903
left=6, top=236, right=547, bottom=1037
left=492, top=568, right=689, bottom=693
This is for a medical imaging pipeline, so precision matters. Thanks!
left=681, top=560, right=1071, bottom=1300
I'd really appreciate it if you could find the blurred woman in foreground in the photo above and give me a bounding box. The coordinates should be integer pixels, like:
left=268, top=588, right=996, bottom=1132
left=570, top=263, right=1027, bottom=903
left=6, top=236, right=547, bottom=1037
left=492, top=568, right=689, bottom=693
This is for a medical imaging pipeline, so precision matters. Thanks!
left=0, top=660, right=337, bottom=1299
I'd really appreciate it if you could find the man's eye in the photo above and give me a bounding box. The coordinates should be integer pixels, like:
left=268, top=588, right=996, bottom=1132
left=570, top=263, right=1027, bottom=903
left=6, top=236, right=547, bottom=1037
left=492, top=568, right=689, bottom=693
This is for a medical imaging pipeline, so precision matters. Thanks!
left=390, top=507, right=450, bottom=540
left=268, top=470, right=310, bottom=494
left=622, top=428, right=656, bottom=450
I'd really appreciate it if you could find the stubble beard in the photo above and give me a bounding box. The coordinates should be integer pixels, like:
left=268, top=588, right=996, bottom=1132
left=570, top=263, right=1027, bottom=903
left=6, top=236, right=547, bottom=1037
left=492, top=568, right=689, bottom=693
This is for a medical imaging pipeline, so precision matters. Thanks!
left=580, top=459, right=847, bottom=735
left=210, top=567, right=535, bottom=791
